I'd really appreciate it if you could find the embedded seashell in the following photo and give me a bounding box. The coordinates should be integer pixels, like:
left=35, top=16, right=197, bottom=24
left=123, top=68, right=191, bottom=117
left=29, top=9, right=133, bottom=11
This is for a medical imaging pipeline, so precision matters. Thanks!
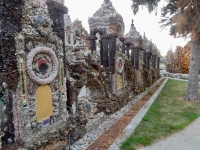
left=4, top=118, right=7, bottom=123
left=4, top=127, right=7, bottom=132
left=2, top=82, right=8, bottom=89
left=2, top=106, right=6, bottom=112
left=25, top=123, right=31, bottom=129
left=31, top=122, right=36, bottom=128
left=7, top=138, right=12, bottom=143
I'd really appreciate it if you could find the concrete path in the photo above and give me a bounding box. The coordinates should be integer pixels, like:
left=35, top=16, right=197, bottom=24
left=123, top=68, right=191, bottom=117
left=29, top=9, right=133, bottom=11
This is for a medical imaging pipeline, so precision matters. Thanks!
left=141, top=117, right=200, bottom=150
left=109, top=77, right=200, bottom=150
left=108, top=78, right=168, bottom=150
left=141, top=77, right=200, bottom=150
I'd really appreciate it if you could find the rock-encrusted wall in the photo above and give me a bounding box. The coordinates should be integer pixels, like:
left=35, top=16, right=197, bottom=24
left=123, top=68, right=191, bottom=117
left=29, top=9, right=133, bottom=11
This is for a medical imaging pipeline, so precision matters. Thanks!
left=0, top=0, right=23, bottom=146
left=47, top=1, right=68, bottom=70
left=0, top=0, right=161, bottom=149
left=0, top=0, right=71, bottom=149
left=47, top=1, right=68, bottom=46
left=0, top=0, right=22, bottom=91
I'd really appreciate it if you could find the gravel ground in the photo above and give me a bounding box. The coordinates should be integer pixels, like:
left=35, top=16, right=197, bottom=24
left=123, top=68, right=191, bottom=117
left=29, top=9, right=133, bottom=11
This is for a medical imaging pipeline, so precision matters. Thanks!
left=69, top=78, right=164, bottom=150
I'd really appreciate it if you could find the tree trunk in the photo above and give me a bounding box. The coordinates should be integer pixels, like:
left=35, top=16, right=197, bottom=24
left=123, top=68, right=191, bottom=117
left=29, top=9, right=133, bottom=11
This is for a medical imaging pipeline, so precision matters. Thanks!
left=185, top=35, right=200, bottom=101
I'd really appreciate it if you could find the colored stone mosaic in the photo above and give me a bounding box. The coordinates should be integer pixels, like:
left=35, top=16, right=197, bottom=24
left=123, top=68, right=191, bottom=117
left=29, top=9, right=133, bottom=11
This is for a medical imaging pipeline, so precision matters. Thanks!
left=26, top=47, right=59, bottom=85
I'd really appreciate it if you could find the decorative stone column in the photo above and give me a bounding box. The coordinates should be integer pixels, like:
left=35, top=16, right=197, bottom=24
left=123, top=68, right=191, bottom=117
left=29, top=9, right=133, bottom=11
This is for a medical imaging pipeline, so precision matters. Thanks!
left=152, top=55, right=157, bottom=69
left=99, top=40, right=103, bottom=65
left=101, top=35, right=109, bottom=67
left=157, top=57, right=160, bottom=70
left=47, top=1, right=68, bottom=70
left=143, top=51, right=147, bottom=67
left=119, top=37, right=126, bottom=54
left=88, top=36, right=97, bottom=55
left=47, top=1, right=68, bottom=46
left=134, top=47, right=140, bottom=70
left=131, top=46, right=135, bottom=67
left=155, top=56, right=157, bottom=69
left=108, top=34, right=117, bottom=67
left=146, top=52, right=151, bottom=70
left=127, top=46, right=130, bottom=59
left=0, top=0, right=22, bottom=91
left=70, top=32, right=74, bottom=45
left=125, top=43, right=131, bottom=59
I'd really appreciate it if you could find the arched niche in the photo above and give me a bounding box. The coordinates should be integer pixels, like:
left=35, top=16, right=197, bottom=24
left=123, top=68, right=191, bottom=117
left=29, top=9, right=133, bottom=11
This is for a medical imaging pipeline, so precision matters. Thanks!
left=66, top=26, right=73, bottom=45
left=116, top=21, right=124, bottom=37
left=35, top=85, right=53, bottom=122
left=90, top=28, right=106, bottom=37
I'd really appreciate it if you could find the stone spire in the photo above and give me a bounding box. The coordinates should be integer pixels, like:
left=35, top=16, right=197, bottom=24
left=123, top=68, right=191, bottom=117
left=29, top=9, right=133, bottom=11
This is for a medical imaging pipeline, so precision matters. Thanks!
left=89, top=0, right=124, bottom=36
left=104, top=0, right=110, bottom=3
left=125, top=20, right=142, bottom=47
left=131, top=19, right=134, bottom=26
left=47, top=0, right=64, bottom=5
left=142, top=32, right=152, bottom=52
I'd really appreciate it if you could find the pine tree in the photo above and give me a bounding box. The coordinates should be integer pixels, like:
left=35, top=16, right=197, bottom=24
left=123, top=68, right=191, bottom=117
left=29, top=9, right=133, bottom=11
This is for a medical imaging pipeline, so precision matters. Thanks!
left=132, top=0, right=200, bottom=100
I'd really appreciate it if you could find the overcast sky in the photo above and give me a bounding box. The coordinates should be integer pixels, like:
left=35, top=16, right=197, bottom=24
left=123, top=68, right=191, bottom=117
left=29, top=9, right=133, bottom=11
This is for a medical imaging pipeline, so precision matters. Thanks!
left=64, top=0, right=188, bottom=56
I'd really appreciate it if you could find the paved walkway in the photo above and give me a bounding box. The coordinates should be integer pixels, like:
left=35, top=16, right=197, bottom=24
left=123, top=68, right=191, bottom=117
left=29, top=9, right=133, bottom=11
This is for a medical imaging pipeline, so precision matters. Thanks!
left=141, top=117, right=200, bottom=150
left=109, top=77, right=200, bottom=150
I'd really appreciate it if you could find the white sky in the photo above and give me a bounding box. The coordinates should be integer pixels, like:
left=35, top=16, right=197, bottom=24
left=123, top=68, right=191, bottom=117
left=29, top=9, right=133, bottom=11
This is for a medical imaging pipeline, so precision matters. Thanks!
left=64, top=0, right=188, bottom=56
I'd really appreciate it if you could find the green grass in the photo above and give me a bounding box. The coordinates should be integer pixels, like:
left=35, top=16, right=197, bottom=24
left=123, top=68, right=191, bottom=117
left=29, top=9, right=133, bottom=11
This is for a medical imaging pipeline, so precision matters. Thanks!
left=121, top=79, right=200, bottom=150
left=148, top=89, right=153, bottom=95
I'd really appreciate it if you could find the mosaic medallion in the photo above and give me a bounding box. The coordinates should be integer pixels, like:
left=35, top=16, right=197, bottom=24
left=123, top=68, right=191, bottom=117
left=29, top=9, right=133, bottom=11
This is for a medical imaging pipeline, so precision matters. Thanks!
left=26, top=47, right=59, bottom=85
left=32, top=54, right=53, bottom=79
left=116, top=57, right=124, bottom=73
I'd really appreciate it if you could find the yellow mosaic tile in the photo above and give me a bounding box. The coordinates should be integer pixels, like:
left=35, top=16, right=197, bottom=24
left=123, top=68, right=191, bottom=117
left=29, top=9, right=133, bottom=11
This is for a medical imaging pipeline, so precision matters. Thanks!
left=36, top=85, right=53, bottom=122
left=117, top=73, right=122, bottom=90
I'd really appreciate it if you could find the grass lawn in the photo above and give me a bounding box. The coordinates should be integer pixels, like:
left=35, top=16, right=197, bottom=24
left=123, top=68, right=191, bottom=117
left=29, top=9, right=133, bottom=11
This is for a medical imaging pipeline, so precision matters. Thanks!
left=121, top=79, right=200, bottom=150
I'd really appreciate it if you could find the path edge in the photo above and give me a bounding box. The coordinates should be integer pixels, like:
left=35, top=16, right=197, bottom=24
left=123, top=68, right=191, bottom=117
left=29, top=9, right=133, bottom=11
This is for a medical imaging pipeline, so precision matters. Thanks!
left=108, top=78, right=168, bottom=150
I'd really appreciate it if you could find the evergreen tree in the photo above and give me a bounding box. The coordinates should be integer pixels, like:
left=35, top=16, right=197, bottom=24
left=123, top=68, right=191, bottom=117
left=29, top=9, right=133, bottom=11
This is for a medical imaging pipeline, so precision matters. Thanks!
left=132, top=0, right=200, bottom=100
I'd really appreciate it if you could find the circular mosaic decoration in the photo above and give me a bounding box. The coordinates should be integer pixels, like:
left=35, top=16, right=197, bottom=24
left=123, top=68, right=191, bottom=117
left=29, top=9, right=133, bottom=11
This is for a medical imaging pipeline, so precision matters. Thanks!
left=32, top=54, right=52, bottom=79
left=116, top=57, right=124, bottom=73
left=26, top=47, right=59, bottom=85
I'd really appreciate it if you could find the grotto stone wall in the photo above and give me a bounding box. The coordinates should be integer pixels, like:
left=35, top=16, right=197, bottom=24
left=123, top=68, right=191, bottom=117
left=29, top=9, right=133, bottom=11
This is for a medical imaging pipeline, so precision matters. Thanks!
left=0, top=0, right=23, bottom=147
left=47, top=1, right=68, bottom=70
left=0, top=0, right=162, bottom=149
left=0, top=0, right=71, bottom=149
left=0, top=0, right=22, bottom=91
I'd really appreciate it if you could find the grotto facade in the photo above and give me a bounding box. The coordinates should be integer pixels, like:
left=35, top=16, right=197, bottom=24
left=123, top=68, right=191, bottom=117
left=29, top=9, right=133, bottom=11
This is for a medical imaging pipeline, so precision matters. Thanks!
left=0, top=0, right=161, bottom=149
